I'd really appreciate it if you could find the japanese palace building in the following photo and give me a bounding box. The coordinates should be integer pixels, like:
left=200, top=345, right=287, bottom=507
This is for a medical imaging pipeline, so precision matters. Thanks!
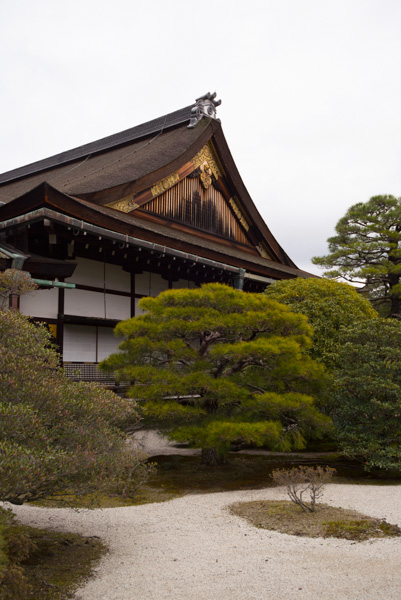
left=0, top=93, right=313, bottom=378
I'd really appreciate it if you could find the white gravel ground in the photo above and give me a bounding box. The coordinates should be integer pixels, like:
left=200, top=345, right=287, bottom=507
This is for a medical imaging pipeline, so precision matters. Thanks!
left=7, top=483, right=401, bottom=600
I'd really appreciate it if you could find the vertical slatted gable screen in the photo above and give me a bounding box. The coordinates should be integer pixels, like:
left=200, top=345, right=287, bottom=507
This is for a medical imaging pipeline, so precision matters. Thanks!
left=143, top=178, right=250, bottom=245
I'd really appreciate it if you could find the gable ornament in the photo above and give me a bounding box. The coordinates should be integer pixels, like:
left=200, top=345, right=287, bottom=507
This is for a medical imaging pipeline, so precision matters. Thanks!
left=199, top=162, right=213, bottom=189
left=192, top=144, right=222, bottom=181
left=188, top=92, right=222, bottom=129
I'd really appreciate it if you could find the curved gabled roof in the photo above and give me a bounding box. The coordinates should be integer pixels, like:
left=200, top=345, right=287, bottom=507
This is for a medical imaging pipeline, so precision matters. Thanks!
left=0, top=104, right=195, bottom=185
left=0, top=97, right=312, bottom=276
left=0, top=105, right=209, bottom=202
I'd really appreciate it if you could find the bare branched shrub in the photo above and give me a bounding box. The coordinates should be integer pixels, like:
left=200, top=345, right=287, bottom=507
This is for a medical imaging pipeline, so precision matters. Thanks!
left=271, top=466, right=336, bottom=512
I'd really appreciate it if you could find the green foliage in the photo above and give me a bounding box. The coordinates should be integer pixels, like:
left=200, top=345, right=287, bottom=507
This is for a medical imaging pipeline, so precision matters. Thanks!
left=102, top=284, right=332, bottom=462
left=0, top=309, right=150, bottom=504
left=328, top=318, right=401, bottom=472
left=264, top=278, right=377, bottom=368
left=312, top=195, right=401, bottom=317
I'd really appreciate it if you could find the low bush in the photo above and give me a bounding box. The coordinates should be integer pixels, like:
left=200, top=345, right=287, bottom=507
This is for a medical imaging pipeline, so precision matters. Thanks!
left=271, top=465, right=336, bottom=512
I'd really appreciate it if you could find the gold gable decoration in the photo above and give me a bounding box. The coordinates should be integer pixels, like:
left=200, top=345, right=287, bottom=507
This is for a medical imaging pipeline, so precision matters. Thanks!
left=229, top=197, right=250, bottom=231
left=199, top=164, right=213, bottom=189
left=256, top=242, right=271, bottom=259
left=105, top=173, right=181, bottom=213
left=151, top=173, right=180, bottom=197
left=192, top=142, right=223, bottom=181
left=105, top=143, right=224, bottom=214
left=106, top=196, right=139, bottom=213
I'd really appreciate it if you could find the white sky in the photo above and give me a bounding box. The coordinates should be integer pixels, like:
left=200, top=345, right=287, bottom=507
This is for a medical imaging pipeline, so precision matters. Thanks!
left=1, top=0, right=401, bottom=275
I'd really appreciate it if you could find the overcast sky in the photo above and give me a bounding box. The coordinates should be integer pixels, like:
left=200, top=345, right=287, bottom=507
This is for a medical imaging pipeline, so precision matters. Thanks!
left=1, top=0, right=401, bottom=275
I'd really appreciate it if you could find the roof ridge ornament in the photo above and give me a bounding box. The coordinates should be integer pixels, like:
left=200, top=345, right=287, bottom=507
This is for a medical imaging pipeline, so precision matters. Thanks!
left=188, top=92, right=222, bottom=129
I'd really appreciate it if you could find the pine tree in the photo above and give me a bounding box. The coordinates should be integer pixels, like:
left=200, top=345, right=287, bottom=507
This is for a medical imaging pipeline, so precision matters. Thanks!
left=102, top=284, right=331, bottom=465
left=313, top=195, right=401, bottom=318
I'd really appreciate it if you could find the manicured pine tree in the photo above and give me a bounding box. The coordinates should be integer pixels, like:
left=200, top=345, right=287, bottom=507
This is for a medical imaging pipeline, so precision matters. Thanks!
left=102, top=283, right=332, bottom=465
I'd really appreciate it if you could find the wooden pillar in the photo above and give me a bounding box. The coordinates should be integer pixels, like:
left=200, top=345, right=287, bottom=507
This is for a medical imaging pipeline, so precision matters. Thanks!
left=57, top=284, right=65, bottom=360
left=9, top=293, right=20, bottom=311
left=130, top=272, right=136, bottom=317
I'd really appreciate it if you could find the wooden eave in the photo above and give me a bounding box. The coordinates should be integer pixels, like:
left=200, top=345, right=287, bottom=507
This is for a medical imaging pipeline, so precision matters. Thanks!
left=0, top=182, right=312, bottom=280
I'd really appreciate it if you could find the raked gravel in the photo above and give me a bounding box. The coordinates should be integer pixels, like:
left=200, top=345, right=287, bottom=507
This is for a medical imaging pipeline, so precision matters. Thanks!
left=6, top=483, right=401, bottom=600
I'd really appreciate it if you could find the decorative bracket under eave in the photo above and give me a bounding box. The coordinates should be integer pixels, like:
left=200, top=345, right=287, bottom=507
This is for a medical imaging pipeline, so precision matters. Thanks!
left=188, top=92, right=222, bottom=129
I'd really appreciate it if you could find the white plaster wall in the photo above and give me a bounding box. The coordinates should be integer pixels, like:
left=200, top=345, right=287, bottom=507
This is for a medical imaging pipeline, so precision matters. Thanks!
left=66, top=257, right=130, bottom=292
left=66, top=257, right=104, bottom=287
left=135, top=272, right=168, bottom=296
left=104, top=294, right=131, bottom=320
left=172, top=278, right=198, bottom=289
left=19, top=288, right=59, bottom=319
left=63, top=324, right=97, bottom=362
left=134, top=277, right=198, bottom=315
left=65, top=289, right=106, bottom=318
left=64, top=289, right=131, bottom=320
left=97, top=327, right=123, bottom=361
left=134, top=297, right=145, bottom=316
left=135, top=272, right=150, bottom=295
left=104, top=262, right=130, bottom=292
left=63, top=324, right=123, bottom=362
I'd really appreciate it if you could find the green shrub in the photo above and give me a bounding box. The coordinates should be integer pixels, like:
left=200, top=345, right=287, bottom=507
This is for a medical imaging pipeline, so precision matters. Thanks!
left=0, top=309, right=151, bottom=504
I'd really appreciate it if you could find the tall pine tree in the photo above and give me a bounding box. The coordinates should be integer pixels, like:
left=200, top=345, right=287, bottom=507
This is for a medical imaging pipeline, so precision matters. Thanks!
left=313, top=195, right=401, bottom=318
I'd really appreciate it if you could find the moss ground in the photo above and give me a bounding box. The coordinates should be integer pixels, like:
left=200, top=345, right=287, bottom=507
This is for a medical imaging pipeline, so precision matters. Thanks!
left=34, top=452, right=401, bottom=509
left=134, top=452, right=401, bottom=504
left=229, top=500, right=401, bottom=541
left=0, top=519, right=106, bottom=600
left=0, top=528, right=8, bottom=586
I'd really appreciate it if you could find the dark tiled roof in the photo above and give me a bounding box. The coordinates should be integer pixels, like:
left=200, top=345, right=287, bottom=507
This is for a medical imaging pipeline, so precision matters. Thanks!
left=0, top=104, right=194, bottom=186
left=0, top=119, right=210, bottom=203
